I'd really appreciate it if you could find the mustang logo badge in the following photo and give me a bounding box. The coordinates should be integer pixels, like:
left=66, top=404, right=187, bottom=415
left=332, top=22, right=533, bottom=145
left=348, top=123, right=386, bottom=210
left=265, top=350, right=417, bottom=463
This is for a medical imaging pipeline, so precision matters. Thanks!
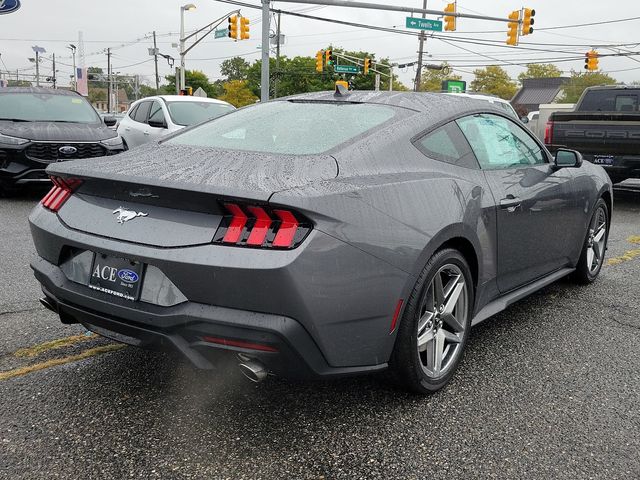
left=113, top=206, right=148, bottom=224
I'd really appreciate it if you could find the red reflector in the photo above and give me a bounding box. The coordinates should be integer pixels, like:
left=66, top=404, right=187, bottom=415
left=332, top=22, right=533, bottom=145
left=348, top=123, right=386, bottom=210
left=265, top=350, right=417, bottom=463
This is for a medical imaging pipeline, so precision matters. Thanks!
left=202, top=336, right=278, bottom=353
left=246, top=206, right=272, bottom=246
left=272, top=209, right=299, bottom=247
left=389, top=299, right=404, bottom=334
left=223, top=203, right=248, bottom=243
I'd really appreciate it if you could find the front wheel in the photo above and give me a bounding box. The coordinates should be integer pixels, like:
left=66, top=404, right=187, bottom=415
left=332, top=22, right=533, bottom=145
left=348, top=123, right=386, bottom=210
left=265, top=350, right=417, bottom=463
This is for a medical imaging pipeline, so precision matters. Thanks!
left=389, top=248, right=474, bottom=394
left=573, top=198, right=609, bottom=284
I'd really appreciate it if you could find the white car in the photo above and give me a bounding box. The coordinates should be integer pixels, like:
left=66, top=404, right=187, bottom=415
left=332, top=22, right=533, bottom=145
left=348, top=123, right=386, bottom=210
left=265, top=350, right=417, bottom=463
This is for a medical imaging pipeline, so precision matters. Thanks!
left=117, top=95, right=235, bottom=149
left=444, top=92, right=519, bottom=120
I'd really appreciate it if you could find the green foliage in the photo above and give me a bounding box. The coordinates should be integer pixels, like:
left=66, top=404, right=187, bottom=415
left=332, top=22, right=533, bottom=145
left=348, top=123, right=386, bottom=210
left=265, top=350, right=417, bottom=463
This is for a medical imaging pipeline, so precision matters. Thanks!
left=517, top=63, right=562, bottom=83
left=470, top=66, right=517, bottom=100
left=7, top=80, right=32, bottom=87
left=87, top=67, right=108, bottom=89
left=557, top=70, right=618, bottom=103
left=219, top=80, right=258, bottom=107
left=418, top=63, right=461, bottom=92
left=88, top=88, right=106, bottom=104
left=220, top=57, right=250, bottom=81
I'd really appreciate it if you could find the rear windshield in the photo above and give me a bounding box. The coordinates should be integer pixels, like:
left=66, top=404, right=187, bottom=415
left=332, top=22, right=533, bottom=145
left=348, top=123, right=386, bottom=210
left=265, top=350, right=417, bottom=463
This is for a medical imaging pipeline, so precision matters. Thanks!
left=166, top=101, right=236, bottom=126
left=0, top=93, right=100, bottom=123
left=166, top=100, right=398, bottom=155
left=579, top=90, right=640, bottom=112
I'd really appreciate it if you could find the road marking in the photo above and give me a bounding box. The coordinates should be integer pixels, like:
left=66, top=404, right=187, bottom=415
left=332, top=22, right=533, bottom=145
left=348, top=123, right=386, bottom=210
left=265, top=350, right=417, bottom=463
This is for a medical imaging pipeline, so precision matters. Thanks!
left=13, top=333, right=98, bottom=358
left=607, top=235, right=640, bottom=265
left=0, top=344, right=126, bottom=381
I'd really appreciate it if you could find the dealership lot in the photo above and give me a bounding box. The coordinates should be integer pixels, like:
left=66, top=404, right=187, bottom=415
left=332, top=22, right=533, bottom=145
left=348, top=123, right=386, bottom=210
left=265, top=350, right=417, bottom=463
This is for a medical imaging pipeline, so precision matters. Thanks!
left=1, top=186, right=639, bottom=479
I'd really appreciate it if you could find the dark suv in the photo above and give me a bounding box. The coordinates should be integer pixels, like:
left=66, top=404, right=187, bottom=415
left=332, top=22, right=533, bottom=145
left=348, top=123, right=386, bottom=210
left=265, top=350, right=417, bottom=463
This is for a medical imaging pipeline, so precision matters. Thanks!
left=0, top=87, right=125, bottom=195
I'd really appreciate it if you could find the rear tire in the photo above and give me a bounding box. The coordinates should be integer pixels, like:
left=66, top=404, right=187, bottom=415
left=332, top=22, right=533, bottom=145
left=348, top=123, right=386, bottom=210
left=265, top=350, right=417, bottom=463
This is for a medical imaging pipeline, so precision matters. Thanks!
left=389, top=248, right=474, bottom=394
left=573, top=198, right=609, bottom=284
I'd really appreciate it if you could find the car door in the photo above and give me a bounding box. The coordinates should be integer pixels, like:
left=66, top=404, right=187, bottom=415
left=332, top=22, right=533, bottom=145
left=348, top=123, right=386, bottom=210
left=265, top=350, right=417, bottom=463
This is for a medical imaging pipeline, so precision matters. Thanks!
left=456, top=113, right=581, bottom=293
left=146, top=100, right=169, bottom=143
left=126, top=100, right=152, bottom=148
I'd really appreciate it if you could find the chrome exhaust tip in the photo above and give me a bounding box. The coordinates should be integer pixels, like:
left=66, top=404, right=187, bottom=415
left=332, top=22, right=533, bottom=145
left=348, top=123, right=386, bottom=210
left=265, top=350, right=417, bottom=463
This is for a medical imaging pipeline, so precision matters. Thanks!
left=238, top=358, right=268, bottom=383
left=39, top=296, right=57, bottom=313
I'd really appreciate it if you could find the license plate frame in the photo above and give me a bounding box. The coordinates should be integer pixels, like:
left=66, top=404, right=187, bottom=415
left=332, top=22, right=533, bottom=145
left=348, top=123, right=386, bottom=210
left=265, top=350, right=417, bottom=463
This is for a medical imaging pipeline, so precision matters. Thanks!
left=88, top=253, right=144, bottom=301
left=593, top=155, right=614, bottom=166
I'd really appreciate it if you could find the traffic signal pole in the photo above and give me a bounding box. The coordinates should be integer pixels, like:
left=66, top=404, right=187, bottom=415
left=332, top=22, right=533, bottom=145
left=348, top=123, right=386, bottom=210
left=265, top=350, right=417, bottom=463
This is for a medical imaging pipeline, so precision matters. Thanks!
left=261, top=0, right=270, bottom=102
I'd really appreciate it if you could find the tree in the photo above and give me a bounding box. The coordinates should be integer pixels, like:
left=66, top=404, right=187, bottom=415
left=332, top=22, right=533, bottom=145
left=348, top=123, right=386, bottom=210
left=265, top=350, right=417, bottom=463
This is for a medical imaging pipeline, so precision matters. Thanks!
left=219, top=80, right=258, bottom=107
left=88, top=88, right=106, bottom=104
left=470, top=66, right=517, bottom=100
left=517, top=63, right=562, bottom=83
left=162, top=70, right=218, bottom=97
left=87, top=67, right=108, bottom=89
left=220, top=56, right=250, bottom=81
left=557, top=70, right=617, bottom=103
left=418, top=63, right=461, bottom=92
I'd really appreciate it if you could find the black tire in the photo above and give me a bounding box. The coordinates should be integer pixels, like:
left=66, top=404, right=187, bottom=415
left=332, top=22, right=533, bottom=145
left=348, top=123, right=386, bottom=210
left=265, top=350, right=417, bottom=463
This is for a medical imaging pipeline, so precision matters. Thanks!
left=573, top=198, right=609, bottom=284
left=389, top=248, right=474, bottom=394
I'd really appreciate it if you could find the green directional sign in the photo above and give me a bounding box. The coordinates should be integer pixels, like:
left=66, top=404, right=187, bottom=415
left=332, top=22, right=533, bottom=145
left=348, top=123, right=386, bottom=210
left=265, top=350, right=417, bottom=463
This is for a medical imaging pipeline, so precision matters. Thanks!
left=214, top=28, right=228, bottom=39
left=442, top=80, right=467, bottom=93
left=334, top=65, right=360, bottom=74
left=405, top=17, right=443, bottom=32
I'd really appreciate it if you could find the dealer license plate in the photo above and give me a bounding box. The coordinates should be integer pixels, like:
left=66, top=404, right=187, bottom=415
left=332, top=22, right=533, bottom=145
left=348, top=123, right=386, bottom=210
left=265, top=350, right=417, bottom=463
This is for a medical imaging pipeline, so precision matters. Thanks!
left=592, top=155, right=614, bottom=166
left=88, top=253, right=144, bottom=301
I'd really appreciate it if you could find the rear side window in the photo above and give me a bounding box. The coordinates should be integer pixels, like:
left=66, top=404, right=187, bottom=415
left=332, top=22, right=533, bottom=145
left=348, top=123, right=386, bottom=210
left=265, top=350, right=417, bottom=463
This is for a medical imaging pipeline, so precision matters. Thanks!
left=128, top=104, right=139, bottom=119
left=414, top=122, right=478, bottom=169
left=133, top=101, right=152, bottom=123
left=167, top=101, right=399, bottom=155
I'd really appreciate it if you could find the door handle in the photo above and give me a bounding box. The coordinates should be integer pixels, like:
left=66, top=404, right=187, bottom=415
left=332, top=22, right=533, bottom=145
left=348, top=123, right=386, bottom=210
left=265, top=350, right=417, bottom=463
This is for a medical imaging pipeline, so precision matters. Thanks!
left=143, top=131, right=150, bottom=136
left=499, top=195, right=521, bottom=212
left=124, top=127, right=130, bottom=131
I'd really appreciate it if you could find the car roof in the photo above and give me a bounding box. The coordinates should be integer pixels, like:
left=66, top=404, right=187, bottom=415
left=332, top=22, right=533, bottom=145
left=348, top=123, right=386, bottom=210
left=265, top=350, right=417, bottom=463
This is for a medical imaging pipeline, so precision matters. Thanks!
left=132, top=95, right=233, bottom=105
left=0, top=87, right=82, bottom=96
left=283, top=90, right=509, bottom=117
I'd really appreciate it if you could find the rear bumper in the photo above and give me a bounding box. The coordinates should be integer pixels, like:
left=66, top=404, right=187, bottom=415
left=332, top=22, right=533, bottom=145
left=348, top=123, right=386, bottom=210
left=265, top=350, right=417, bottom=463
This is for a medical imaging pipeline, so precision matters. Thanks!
left=581, top=154, right=640, bottom=181
left=33, top=257, right=388, bottom=378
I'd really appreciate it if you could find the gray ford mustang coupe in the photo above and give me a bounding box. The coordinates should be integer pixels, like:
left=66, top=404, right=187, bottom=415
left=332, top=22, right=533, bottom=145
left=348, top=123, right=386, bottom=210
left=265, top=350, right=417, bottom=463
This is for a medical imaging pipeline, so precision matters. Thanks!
left=29, top=91, right=611, bottom=393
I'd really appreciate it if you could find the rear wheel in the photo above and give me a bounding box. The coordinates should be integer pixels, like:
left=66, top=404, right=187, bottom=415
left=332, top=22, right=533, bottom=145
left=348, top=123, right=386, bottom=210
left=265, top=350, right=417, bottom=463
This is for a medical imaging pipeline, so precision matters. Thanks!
left=573, top=198, right=609, bottom=284
left=390, top=248, right=474, bottom=394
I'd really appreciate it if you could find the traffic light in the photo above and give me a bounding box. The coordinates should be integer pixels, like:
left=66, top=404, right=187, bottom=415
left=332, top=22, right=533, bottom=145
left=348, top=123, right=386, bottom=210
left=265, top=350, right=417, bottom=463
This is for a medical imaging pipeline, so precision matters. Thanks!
left=521, top=8, right=535, bottom=36
left=325, top=49, right=333, bottom=66
left=506, top=10, right=520, bottom=46
left=585, top=50, right=599, bottom=71
left=180, top=87, right=193, bottom=96
left=228, top=15, right=239, bottom=40
left=363, top=58, right=371, bottom=75
left=240, top=16, right=250, bottom=40
left=444, top=2, right=456, bottom=31
left=316, top=51, right=324, bottom=72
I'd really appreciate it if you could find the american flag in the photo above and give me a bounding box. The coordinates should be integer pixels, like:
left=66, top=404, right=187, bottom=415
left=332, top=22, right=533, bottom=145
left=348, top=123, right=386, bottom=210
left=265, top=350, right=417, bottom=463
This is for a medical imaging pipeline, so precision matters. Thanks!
left=76, top=67, right=88, bottom=96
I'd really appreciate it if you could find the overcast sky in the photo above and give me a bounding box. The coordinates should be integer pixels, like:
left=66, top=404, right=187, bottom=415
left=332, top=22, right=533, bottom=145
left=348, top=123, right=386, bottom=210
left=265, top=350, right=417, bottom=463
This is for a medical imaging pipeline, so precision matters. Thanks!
left=1, top=0, right=639, bottom=90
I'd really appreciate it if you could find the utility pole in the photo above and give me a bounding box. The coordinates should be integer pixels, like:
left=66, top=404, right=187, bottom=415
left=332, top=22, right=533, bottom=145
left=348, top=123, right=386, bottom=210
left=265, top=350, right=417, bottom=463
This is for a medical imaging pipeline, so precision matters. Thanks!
left=153, top=31, right=160, bottom=94
left=52, top=53, right=57, bottom=89
left=35, top=50, right=40, bottom=87
left=414, top=0, right=427, bottom=91
left=274, top=11, right=281, bottom=98
left=68, top=44, right=77, bottom=91
left=260, top=0, right=270, bottom=102
left=107, top=48, right=111, bottom=113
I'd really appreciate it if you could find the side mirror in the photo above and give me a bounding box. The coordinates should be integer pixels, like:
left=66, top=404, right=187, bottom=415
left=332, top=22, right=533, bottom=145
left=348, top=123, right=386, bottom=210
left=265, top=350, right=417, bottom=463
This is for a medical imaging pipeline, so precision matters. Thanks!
left=520, top=116, right=529, bottom=124
left=148, top=118, right=167, bottom=129
left=103, top=116, right=117, bottom=127
left=554, top=148, right=583, bottom=168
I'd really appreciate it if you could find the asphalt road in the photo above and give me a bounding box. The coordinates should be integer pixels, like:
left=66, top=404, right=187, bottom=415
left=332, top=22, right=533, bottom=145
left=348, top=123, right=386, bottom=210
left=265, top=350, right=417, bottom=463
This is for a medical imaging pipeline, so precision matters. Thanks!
left=1, top=184, right=639, bottom=479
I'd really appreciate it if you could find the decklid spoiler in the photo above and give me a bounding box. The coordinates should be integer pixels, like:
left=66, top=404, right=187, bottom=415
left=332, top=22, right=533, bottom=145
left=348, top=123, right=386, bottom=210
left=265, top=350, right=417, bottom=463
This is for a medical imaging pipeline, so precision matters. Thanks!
left=46, top=143, right=338, bottom=202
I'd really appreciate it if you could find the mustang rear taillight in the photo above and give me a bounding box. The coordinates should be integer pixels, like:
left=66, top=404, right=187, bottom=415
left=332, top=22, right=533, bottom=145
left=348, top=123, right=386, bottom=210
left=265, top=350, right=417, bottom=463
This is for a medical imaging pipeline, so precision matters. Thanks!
left=41, top=176, right=83, bottom=212
left=214, top=202, right=312, bottom=249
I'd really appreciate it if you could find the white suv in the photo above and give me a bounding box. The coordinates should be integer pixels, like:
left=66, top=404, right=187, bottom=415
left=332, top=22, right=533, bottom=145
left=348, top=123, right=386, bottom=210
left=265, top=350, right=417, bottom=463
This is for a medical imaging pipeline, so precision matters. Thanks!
left=117, top=95, right=235, bottom=149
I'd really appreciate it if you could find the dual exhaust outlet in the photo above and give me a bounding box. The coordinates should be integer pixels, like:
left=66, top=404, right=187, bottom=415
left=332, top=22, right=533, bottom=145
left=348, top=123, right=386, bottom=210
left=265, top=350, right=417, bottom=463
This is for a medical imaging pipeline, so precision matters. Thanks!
left=237, top=354, right=268, bottom=383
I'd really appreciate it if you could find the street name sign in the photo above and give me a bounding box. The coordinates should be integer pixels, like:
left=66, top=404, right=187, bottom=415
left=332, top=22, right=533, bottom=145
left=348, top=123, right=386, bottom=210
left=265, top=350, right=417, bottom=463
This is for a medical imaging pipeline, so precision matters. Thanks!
left=405, top=17, right=443, bottom=32
left=334, top=65, right=360, bottom=74
left=214, top=28, right=228, bottom=39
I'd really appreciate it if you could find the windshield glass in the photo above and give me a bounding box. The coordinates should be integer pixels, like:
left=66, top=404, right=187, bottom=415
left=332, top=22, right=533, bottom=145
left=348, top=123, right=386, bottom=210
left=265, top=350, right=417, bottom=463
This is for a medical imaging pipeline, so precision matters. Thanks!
left=167, top=101, right=397, bottom=154
left=0, top=93, right=100, bottom=123
left=166, top=101, right=236, bottom=126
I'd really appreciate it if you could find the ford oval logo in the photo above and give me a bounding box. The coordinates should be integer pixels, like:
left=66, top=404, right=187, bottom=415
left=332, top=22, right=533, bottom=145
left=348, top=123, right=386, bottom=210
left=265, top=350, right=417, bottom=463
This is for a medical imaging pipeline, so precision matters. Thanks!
left=59, top=145, right=78, bottom=155
left=117, top=269, right=139, bottom=283
left=0, top=0, right=21, bottom=15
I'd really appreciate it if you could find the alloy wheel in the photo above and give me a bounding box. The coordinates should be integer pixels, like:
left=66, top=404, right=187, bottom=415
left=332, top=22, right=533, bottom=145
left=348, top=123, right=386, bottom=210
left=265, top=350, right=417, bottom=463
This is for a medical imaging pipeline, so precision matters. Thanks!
left=586, top=206, right=607, bottom=274
left=416, top=264, right=469, bottom=378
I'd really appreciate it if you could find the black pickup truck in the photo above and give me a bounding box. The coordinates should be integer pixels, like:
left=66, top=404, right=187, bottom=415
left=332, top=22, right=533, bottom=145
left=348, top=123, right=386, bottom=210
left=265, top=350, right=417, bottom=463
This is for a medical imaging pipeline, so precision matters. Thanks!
left=545, top=85, right=640, bottom=184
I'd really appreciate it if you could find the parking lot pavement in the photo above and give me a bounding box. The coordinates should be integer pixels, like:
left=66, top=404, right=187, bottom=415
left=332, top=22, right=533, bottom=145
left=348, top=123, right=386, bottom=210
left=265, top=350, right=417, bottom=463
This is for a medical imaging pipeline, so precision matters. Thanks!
left=1, top=188, right=639, bottom=479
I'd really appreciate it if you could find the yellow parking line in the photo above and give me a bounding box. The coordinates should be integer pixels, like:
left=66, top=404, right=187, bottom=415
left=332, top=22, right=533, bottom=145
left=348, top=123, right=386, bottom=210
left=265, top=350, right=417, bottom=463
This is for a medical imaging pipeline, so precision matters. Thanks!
left=0, top=344, right=126, bottom=381
left=13, top=333, right=98, bottom=358
left=628, top=235, right=640, bottom=245
left=607, top=235, right=640, bottom=266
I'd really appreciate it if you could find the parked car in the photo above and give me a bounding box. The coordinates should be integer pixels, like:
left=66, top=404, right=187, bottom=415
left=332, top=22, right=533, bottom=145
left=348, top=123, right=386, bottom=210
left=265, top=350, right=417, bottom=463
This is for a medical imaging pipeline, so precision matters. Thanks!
left=545, top=85, right=640, bottom=184
left=444, top=92, right=519, bottom=119
left=30, top=91, right=611, bottom=394
left=0, top=87, right=124, bottom=195
left=117, top=95, right=235, bottom=149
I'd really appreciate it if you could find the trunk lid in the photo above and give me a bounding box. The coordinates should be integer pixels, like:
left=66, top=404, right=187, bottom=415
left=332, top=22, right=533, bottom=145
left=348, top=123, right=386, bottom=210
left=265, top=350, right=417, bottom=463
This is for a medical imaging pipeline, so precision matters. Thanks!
left=48, top=143, right=337, bottom=247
